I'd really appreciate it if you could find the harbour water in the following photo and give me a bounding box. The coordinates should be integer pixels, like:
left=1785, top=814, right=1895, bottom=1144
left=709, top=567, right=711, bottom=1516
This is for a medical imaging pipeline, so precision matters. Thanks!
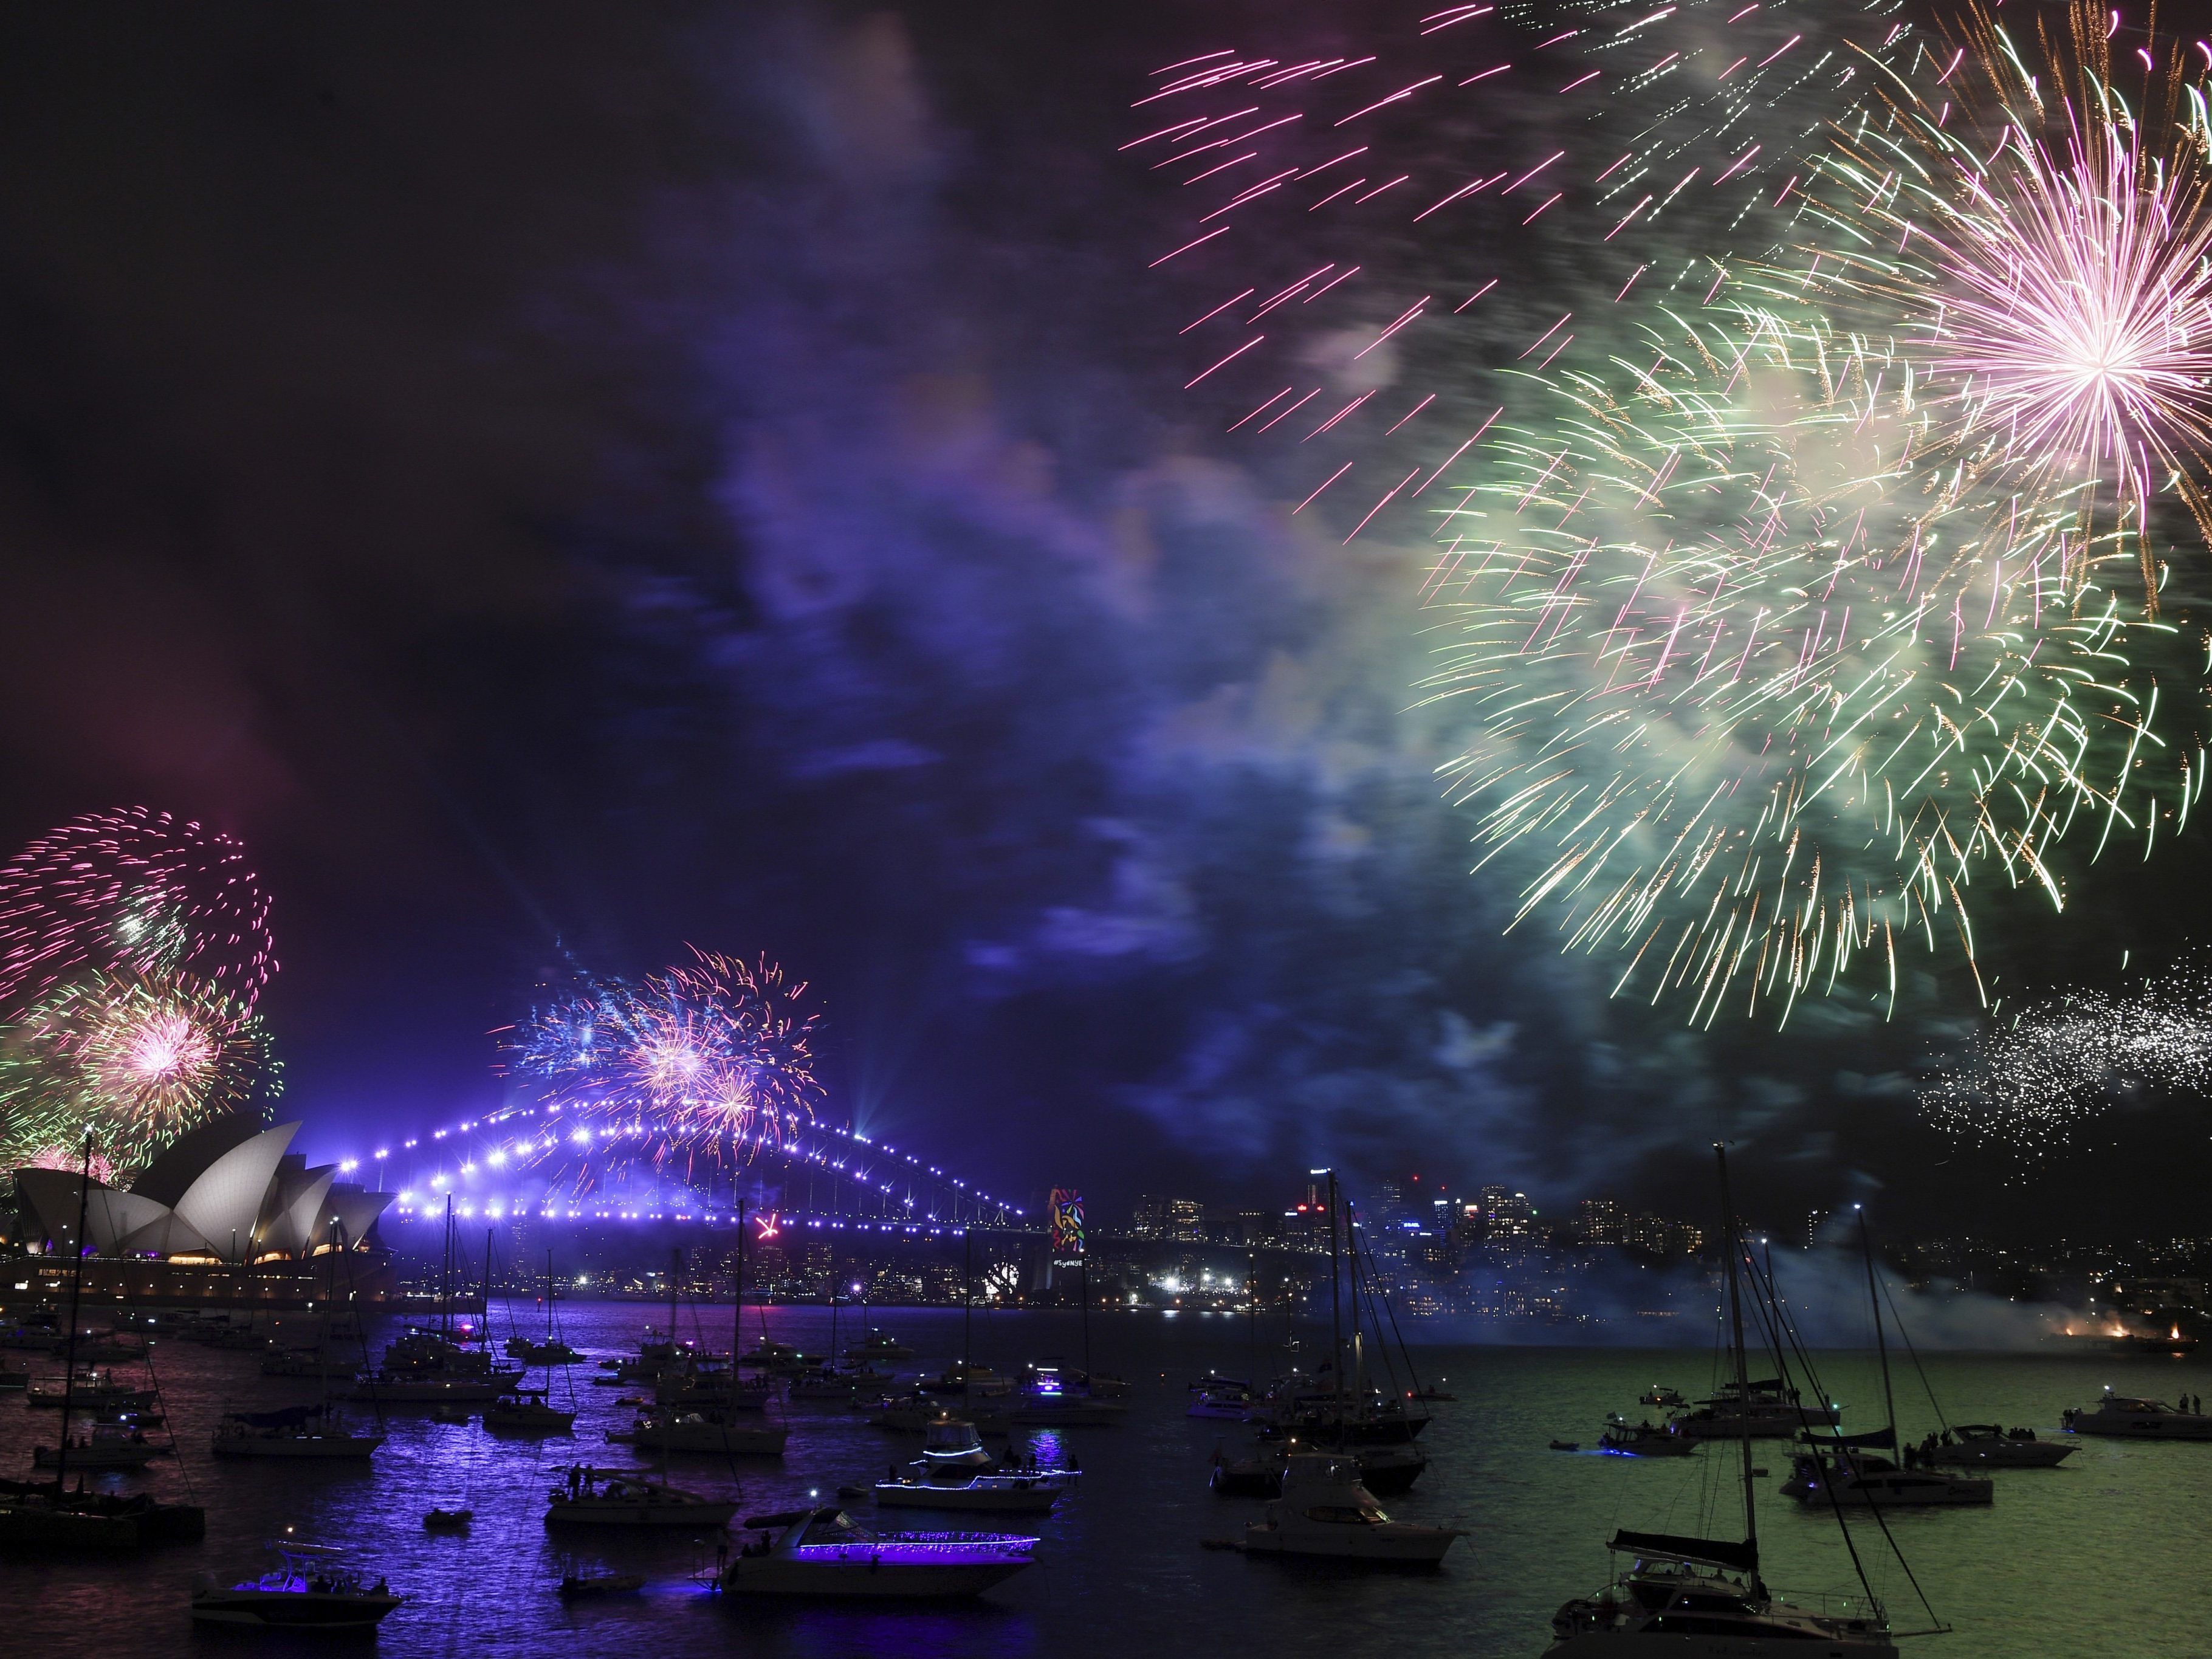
left=2, top=1302, right=2207, bottom=1657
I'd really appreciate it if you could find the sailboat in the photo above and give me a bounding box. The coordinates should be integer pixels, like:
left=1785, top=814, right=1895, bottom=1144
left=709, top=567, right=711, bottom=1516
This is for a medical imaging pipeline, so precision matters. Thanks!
left=1543, top=1147, right=1929, bottom=1656
left=216, top=1221, right=385, bottom=1459
left=507, top=1249, right=582, bottom=1365
left=1779, top=1212, right=1991, bottom=1509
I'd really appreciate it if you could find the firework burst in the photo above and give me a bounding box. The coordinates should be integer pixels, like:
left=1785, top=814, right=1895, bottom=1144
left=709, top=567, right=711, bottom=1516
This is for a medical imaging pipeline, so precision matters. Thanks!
left=1923, top=960, right=2212, bottom=1155
left=0, top=972, right=280, bottom=1177
left=0, top=808, right=276, bottom=1015
left=504, top=948, right=822, bottom=1189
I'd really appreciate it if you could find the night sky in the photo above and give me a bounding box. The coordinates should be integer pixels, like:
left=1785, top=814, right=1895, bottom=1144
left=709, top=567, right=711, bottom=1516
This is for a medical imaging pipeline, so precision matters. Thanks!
left=1, top=2, right=2204, bottom=1238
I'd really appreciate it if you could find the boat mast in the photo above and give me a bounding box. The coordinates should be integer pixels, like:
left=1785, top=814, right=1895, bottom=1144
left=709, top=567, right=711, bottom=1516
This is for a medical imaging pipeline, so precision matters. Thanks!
left=440, top=1194, right=453, bottom=1341
left=54, top=1134, right=95, bottom=1496
left=735, top=1198, right=747, bottom=1383
left=483, top=1228, right=494, bottom=1347
left=828, top=1238, right=839, bottom=1369
left=1713, top=1144, right=1760, bottom=1592
left=545, top=1248, right=555, bottom=1342
left=1325, top=1170, right=1344, bottom=1415
left=961, top=1224, right=974, bottom=1391
left=1860, top=1208, right=1897, bottom=1449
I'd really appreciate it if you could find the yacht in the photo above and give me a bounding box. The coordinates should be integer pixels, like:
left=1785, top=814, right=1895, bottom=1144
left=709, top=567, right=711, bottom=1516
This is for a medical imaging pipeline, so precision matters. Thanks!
left=2063, top=1393, right=2212, bottom=1440
left=26, top=1369, right=155, bottom=1412
left=874, top=1466, right=1066, bottom=1514
left=1209, top=1434, right=1426, bottom=1497
left=1666, top=1379, right=1839, bottom=1440
left=484, top=1390, right=577, bottom=1435
left=657, top=1363, right=775, bottom=1410
left=739, top=1340, right=819, bottom=1375
left=258, top=1346, right=360, bottom=1380
left=787, top=1366, right=864, bottom=1401
left=1780, top=1448, right=1992, bottom=1507
left=1547, top=1535, right=1898, bottom=1656
left=1008, top=1364, right=1127, bottom=1426
left=721, top=1506, right=1035, bottom=1598
left=1598, top=1417, right=1696, bottom=1458
left=1189, top=1381, right=1254, bottom=1420
left=868, top=1392, right=1007, bottom=1432
left=544, top=1469, right=740, bottom=1528
left=1638, top=1386, right=1687, bottom=1409
left=1242, top=1452, right=1462, bottom=1565
left=190, top=1542, right=403, bottom=1630
left=921, top=1362, right=1014, bottom=1398
left=917, top=1414, right=995, bottom=1471
left=610, top=1409, right=789, bottom=1456
left=847, top=1330, right=915, bottom=1364
left=1920, top=1424, right=2073, bottom=1468
left=33, top=1418, right=168, bottom=1470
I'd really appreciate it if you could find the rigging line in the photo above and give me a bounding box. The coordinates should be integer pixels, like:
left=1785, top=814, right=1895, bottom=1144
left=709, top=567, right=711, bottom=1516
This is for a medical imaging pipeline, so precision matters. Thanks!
left=1875, top=1267, right=1949, bottom=1435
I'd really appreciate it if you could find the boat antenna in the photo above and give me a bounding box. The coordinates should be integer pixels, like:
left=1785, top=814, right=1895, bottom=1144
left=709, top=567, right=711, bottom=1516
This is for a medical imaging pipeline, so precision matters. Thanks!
left=1858, top=1207, right=1898, bottom=1451
left=1712, top=1142, right=1761, bottom=1596
left=53, top=1133, right=95, bottom=1497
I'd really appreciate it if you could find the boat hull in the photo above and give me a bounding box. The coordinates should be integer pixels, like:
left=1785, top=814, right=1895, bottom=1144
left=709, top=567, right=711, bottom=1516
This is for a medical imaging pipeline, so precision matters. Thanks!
left=1926, top=1443, right=2072, bottom=1468
left=1545, top=1629, right=1898, bottom=1657
left=190, top=1592, right=402, bottom=1629
left=2069, top=1418, right=2212, bottom=1440
left=212, top=1435, right=383, bottom=1460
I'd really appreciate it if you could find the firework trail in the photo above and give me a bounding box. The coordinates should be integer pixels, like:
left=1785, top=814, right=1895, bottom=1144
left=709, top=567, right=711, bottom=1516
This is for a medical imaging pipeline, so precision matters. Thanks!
left=1128, top=0, right=1921, bottom=542
left=0, top=808, right=276, bottom=1016
left=1923, top=961, right=2212, bottom=1155
left=1136, top=3, right=2212, bottom=1023
left=0, top=972, right=280, bottom=1177
left=503, top=947, right=822, bottom=1190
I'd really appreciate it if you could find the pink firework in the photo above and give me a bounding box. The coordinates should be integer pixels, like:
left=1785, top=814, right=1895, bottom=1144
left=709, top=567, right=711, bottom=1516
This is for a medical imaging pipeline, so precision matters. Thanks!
left=0, top=807, right=276, bottom=1015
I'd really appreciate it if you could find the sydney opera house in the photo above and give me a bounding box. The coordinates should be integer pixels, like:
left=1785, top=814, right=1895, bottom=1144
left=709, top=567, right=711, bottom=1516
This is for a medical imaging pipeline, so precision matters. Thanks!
left=9, top=1117, right=397, bottom=1307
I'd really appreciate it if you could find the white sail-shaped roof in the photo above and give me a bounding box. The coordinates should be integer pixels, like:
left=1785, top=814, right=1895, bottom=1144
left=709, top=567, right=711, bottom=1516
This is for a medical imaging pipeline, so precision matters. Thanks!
left=264, top=1164, right=338, bottom=1256
left=173, top=1122, right=299, bottom=1261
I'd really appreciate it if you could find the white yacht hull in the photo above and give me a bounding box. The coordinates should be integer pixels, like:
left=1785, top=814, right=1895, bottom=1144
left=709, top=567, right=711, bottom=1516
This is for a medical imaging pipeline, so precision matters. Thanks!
left=2069, top=1418, right=2212, bottom=1440
left=1926, top=1443, right=2072, bottom=1468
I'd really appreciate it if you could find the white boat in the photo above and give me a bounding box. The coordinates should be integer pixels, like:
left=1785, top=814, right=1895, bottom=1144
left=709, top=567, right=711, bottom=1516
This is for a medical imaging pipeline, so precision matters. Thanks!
left=1188, top=1381, right=1254, bottom=1420
left=1666, top=1379, right=1839, bottom=1440
left=34, top=1419, right=168, bottom=1469
left=873, top=1469, right=1065, bottom=1514
left=351, top=1369, right=519, bottom=1403
left=484, top=1390, right=577, bottom=1434
left=1547, top=1536, right=1898, bottom=1657
left=2063, top=1393, right=2212, bottom=1440
left=917, top=1414, right=995, bottom=1471
left=610, top=1409, right=788, bottom=1456
left=190, top=1542, right=403, bottom=1630
left=25, top=1369, right=155, bottom=1411
left=544, top=1469, right=739, bottom=1528
left=1241, top=1452, right=1462, bottom=1564
left=1780, top=1449, right=1992, bottom=1507
left=1920, top=1424, right=2073, bottom=1468
left=721, top=1506, right=1034, bottom=1598
left=867, top=1393, right=1006, bottom=1432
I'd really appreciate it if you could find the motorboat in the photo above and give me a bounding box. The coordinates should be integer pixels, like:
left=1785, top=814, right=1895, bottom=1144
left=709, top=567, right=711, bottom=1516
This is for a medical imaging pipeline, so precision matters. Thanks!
left=558, top=1570, right=644, bottom=1598
left=190, top=1542, right=403, bottom=1630
left=509, top=1336, right=584, bottom=1364
left=1598, top=1417, right=1697, bottom=1458
left=656, top=1363, right=775, bottom=1410
left=33, top=1418, right=168, bottom=1469
left=721, top=1507, right=1034, bottom=1598
left=918, top=1415, right=995, bottom=1471
left=544, top=1469, right=740, bottom=1528
left=1638, top=1386, right=1686, bottom=1409
left=2063, top=1393, right=2212, bottom=1440
left=259, top=1345, right=360, bottom=1380
left=739, top=1341, right=819, bottom=1375
left=422, top=1508, right=473, bottom=1531
left=867, top=1392, right=1006, bottom=1432
left=1666, top=1378, right=1839, bottom=1440
left=847, top=1330, right=914, bottom=1364
left=610, top=1409, right=789, bottom=1456
left=1920, top=1424, right=2073, bottom=1468
left=1209, top=1435, right=1426, bottom=1496
left=0, top=1361, right=26, bottom=1392
left=1780, top=1448, right=1992, bottom=1507
left=787, top=1367, right=866, bottom=1401
left=214, top=1406, right=384, bottom=1460
left=1189, top=1386, right=1252, bottom=1420
left=25, top=1369, right=155, bottom=1412
left=1242, top=1452, right=1462, bottom=1564
left=0, top=1322, right=61, bottom=1352
left=920, top=1363, right=1012, bottom=1398
left=0, top=1479, right=202, bottom=1549
left=874, top=1468, right=1065, bottom=1514
left=352, top=1368, right=518, bottom=1404
left=485, top=1390, right=578, bottom=1434
left=1546, top=1534, right=1898, bottom=1656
